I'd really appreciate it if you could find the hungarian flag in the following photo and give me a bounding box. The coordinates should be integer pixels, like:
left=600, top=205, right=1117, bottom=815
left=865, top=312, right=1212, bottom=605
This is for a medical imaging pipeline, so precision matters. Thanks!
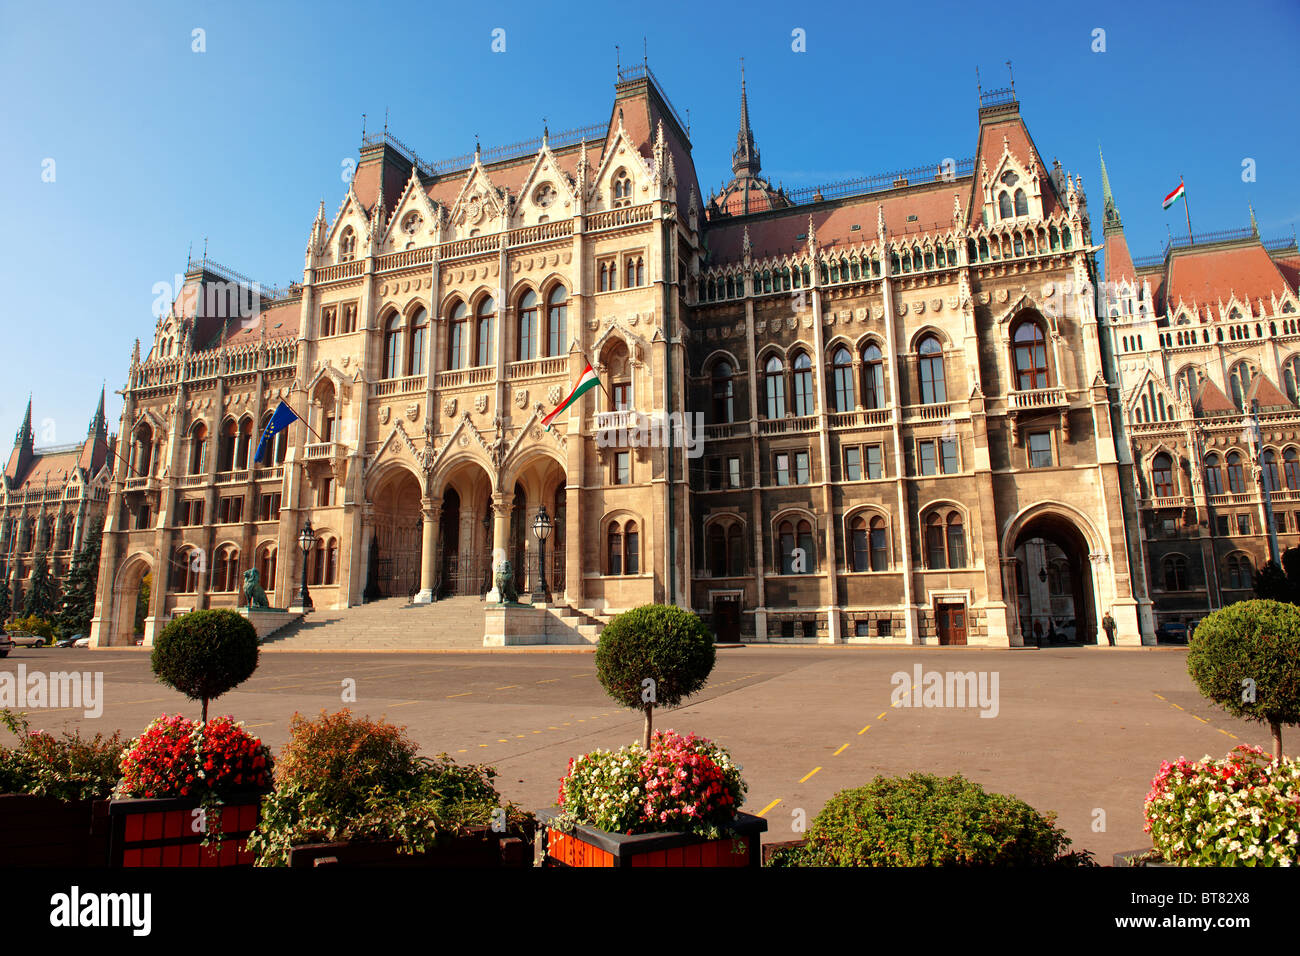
left=541, top=363, right=600, bottom=431
left=253, top=400, right=301, bottom=463
left=1162, top=180, right=1186, bottom=210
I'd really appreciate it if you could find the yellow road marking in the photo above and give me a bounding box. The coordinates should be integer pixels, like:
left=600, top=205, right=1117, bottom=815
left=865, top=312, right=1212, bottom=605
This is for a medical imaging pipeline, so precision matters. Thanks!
left=858, top=725, right=870, bottom=735
left=446, top=692, right=472, bottom=698
left=1219, top=729, right=1238, bottom=739
left=876, top=712, right=887, bottom=720
left=799, top=767, right=822, bottom=783
left=497, top=738, right=509, bottom=743
left=1171, top=703, right=1184, bottom=711
left=757, top=799, right=781, bottom=817
left=389, top=700, right=420, bottom=708
left=456, top=749, right=467, bottom=753
left=496, top=685, right=520, bottom=690
left=833, top=743, right=849, bottom=756
left=1193, top=715, right=1209, bottom=724
left=537, top=679, right=559, bottom=684
left=1153, top=693, right=1166, bottom=701
left=244, top=722, right=273, bottom=729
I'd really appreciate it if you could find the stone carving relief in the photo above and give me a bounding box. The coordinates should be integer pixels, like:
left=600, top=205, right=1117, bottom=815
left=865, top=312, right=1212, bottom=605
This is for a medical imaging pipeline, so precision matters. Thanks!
left=475, top=394, right=489, bottom=414
left=443, top=398, right=457, bottom=418
left=405, top=403, right=419, bottom=423
left=514, top=389, right=528, bottom=409
left=378, top=406, right=391, bottom=425
left=547, top=384, right=564, bottom=406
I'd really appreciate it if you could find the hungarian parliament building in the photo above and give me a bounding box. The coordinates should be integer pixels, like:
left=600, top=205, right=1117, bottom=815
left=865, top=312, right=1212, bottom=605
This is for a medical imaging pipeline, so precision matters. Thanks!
left=6, top=65, right=1294, bottom=647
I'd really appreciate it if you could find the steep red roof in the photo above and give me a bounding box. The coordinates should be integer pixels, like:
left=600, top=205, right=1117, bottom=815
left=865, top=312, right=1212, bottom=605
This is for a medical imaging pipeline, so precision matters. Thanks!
left=1194, top=378, right=1236, bottom=417
left=1247, top=373, right=1293, bottom=411
left=1166, top=241, right=1291, bottom=311
left=1104, top=231, right=1137, bottom=285
left=971, top=109, right=1061, bottom=221
left=1273, top=253, right=1300, bottom=293
left=10, top=450, right=81, bottom=490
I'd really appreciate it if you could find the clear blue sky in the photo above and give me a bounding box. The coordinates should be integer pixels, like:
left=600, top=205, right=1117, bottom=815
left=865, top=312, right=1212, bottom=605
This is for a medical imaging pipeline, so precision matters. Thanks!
left=3, top=0, right=1297, bottom=448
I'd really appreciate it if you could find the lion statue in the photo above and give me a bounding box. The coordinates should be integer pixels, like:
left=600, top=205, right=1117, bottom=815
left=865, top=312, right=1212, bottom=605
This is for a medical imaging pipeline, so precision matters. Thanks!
left=493, top=557, right=519, bottom=605
left=242, top=568, right=270, bottom=609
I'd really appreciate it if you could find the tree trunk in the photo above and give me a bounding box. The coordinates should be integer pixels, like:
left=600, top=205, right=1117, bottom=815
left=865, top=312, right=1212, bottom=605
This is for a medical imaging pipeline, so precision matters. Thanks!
left=202, top=697, right=209, bottom=724
left=1271, top=720, right=1282, bottom=762
left=642, top=703, right=653, bottom=749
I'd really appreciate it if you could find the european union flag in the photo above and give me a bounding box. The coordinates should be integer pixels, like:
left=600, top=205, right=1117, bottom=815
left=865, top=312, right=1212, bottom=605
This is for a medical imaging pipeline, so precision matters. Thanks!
left=253, top=400, right=300, bottom=464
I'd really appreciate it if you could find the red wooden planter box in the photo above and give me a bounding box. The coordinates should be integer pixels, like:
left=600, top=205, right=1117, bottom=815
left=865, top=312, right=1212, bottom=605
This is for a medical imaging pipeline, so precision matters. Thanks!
left=108, top=792, right=265, bottom=868
left=536, top=808, right=766, bottom=868
left=0, top=794, right=111, bottom=867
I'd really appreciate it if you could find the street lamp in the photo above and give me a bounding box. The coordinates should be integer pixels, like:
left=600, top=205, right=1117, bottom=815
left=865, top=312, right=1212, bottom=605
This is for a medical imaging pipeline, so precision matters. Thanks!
left=531, top=505, right=552, bottom=605
left=297, top=518, right=317, bottom=612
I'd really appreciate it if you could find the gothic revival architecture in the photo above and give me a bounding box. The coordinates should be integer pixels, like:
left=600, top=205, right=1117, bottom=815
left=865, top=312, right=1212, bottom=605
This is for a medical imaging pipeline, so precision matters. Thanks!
left=2, top=392, right=113, bottom=608
left=1098, top=153, right=1300, bottom=635
left=89, top=65, right=1155, bottom=647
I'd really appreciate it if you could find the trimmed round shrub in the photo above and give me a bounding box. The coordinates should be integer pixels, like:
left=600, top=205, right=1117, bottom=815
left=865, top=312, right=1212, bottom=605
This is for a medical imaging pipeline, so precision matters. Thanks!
left=151, top=609, right=259, bottom=721
left=595, top=604, right=715, bottom=746
left=1187, top=599, right=1300, bottom=758
left=803, top=773, right=1091, bottom=866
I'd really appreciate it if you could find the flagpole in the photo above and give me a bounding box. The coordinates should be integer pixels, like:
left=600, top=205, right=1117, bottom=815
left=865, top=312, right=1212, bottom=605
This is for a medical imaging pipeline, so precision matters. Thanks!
left=577, top=349, right=616, bottom=405
left=1181, top=174, right=1193, bottom=245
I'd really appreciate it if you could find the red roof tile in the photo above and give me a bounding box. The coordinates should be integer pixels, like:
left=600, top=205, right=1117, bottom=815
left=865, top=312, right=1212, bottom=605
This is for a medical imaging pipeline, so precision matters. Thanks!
left=1166, top=242, right=1291, bottom=310
left=1194, top=378, right=1236, bottom=416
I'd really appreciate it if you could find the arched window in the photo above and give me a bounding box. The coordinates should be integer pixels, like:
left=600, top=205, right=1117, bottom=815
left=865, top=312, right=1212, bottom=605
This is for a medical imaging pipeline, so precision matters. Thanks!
left=235, top=418, right=254, bottom=470
left=711, top=362, right=735, bottom=424
left=726, top=524, right=744, bottom=576
left=925, top=514, right=946, bottom=569
left=132, top=423, right=153, bottom=477
left=850, top=515, right=870, bottom=572
left=448, top=301, right=469, bottom=370
left=1012, top=320, right=1049, bottom=390
left=189, top=423, right=208, bottom=475
left=382, top=313, right=401, bottom=379
left=1264, top=449, right=1280, bottom=492
left=339, top=226, right=356, bottom=261
left=311, top=536, right=338, bottom=586
left=258, top=410, right=288, bottom=465
left=1227, top=554, right=1254, bottom=590
left=612, top=168, right=632, bottom=207
left=172, top=547, right=202, bottom=593
left=764, top=355, right=785, bottom=419
left=407, top=307, right=427, bottom=375
left=547, top=286, right=568, bottom=357
left=925, top=510, right=966, bottom=568
left=708, top=524, right=727, bottom=577
left=213, top=546, right=239, bottom=592
left=218, top=419, right=238, bottom=472
left=607, top=521, right=623, bottom=575
left=831, top=347, right=854, bottom=412
left=917, top=336, right=946, bottom=404
left=870, top=516, right=888, bottom=570
left=791, top=352, right=814, bottom=416
left=778, top=518, right=815, bottom=574
left=1163, top=555, right=1188, bottom=591
left=1227, top=452, right=1245, bottom=494
left=623, top=520, right=639, bottom=575
left=1152, top=453, right=1174, bottom=497
left=1014, top=189, right=1028, bottom=216
left=476, top=297, right=495, bottom=367
left=1176, top=366, right=1201, bottom=403
left=258, top=545, right=277, bottom=591
left=861, top=343, right=884, bottom=409
left=1204, top=454, right=1224, bottom=495
left=1284, top=356, right=1300, bottom=405
left=1285, top=448, right=1300, bottom=490
left=946, top=513, right=967, bottom=568
left=517, top=290, right=538, bottom=361
left=1229, top=362, right=1254, bottom=411
left=998, top=192, right=1013, bottom=219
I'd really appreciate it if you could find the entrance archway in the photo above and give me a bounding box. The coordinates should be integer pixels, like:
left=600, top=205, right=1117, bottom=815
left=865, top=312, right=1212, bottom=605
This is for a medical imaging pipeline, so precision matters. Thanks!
left=502, top=453, right=567, bottom=600
left=108, top=553, right=152, bottom=647
left=1009, top=511, right=1097, bottom=645
left=369, top=467, right=423, bottom=600
left=435, top=458, right=494, bottom=596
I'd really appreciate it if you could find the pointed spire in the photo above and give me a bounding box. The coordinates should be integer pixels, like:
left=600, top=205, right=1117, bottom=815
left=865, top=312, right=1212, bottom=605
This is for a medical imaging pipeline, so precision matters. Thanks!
left=732, top=59, right=760, bottom=176
left=1250, top=202, right=1259, bottom=236
left=88, top=385, right=106, bottom=438
left=14, top=395, right=32, bottom=450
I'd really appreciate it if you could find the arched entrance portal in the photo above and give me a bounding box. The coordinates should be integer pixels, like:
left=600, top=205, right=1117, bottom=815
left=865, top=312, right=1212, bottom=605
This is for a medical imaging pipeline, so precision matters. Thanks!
left=108, top=553, right=152, bottom=647
left=369, top=468, right=423, bottom=600
left=436, top=459, right=493, bottom=596
left=1011, top=512, right=1097, bottom=645
left=503, top=453, right=567, bottom=601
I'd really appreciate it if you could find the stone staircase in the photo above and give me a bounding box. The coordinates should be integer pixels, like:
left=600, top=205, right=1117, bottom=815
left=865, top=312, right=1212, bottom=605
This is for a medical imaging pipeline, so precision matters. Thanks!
left=260, top=596, right=487, bottom=650
left=259, top=597, right=616, bottom=650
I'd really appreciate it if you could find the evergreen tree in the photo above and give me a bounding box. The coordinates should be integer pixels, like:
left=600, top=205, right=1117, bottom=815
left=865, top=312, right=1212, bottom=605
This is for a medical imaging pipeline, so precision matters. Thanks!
left=59, top=519, right=103, bottom=636
left=22, top=552, right=57, bottom=620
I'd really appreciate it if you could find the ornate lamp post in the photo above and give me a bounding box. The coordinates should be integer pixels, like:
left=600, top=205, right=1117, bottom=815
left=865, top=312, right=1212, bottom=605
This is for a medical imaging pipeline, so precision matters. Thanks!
left=297, top=518, right=317, bottom=612
left=531, top=505, right=552, bottom=605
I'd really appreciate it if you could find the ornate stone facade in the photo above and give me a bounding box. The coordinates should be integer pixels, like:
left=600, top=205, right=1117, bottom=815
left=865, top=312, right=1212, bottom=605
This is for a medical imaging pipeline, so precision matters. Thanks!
left=87, top=67, right=1201, bottom=647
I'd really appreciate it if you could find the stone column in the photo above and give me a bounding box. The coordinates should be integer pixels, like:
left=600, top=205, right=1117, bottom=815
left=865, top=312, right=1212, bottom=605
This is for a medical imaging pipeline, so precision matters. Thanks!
left=485, top=491, right=511, bottom=602
left=414, top=496, right=440, bottom=603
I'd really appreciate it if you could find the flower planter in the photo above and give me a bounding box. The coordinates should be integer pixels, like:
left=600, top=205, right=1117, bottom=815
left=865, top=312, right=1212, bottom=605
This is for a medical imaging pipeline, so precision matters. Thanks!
left=286, top=826, right=532, bottom=868
left=535, top=807, right=766, bottom=868
left=1112, top=848, right=1173, bottom=867
left=108, top=791, right=266, bottom=867
left=0, top=794, right=111, bottom=867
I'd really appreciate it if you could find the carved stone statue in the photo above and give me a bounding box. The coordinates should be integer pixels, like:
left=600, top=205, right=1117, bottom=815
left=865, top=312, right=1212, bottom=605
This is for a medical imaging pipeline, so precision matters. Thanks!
left=242, top=568, right=269, bottom=609
left=493, top=558, right=519, bottom=605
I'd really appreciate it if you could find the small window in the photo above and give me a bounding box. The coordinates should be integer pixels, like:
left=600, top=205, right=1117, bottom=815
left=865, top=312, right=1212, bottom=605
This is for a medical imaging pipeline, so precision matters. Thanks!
left=1215, top=515, right=1230, bottom=536
left=865, top=445, right=883, bottom=479
left=876, top=619, right=892, bottom=637
left=614, top=452, right=630, bottom=485
left=844, top=447, right=862, bottom=481
left=855, top=620, right=871, bottom=637
left=940, top=438, right=958, bottom=474
left=794, top=452, right=810, bottom=485
left=1028, top=432, right=1053, bottom=468
left=1236, top=514, right=1251, bottom=536
left=727, top=457, right=742, bottom=488
left=775, top=453, right=791, bottom=486
left=918, top=440, right=937, bottom=476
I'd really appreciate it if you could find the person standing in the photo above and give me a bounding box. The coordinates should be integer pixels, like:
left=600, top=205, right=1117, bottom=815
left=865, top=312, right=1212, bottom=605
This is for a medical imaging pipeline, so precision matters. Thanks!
left=1101, top=611, right=1116, bottom=647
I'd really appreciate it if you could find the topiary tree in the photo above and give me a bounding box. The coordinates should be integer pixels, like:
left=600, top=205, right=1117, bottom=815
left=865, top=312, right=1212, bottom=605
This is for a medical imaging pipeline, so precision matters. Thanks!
left=1187, top=599, right=1300, bottom=759
left=152, top=609, right=260, bottom=722
left=595, top=604, right=716, bottom=748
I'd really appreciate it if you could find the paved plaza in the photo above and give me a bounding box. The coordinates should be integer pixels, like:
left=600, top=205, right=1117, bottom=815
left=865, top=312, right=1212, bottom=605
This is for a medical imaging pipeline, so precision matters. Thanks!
left=0, top=643, right=1259, bottom=861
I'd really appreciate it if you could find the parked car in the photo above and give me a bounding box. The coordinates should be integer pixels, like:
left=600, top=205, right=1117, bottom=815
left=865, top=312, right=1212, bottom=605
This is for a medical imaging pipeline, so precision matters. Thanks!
left=0, top=631, right=11, bottom=658
left=55, top=634, right=83, bottom=648
left=73, top=637, right=90, bottom=648
left=7, top=631, right=47, bottom=648
left=1158, top=621, right=1189, bottom=643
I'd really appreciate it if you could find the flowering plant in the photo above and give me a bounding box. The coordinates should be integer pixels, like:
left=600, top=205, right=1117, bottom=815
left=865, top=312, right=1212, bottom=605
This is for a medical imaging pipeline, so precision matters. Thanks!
left=556, top=730, right=746, bottom=838
left=0, top=709, right=124, bottom=801
left=115, top=714, right=273, bottom=800
left=1144, top=745, right=1300, bottom=866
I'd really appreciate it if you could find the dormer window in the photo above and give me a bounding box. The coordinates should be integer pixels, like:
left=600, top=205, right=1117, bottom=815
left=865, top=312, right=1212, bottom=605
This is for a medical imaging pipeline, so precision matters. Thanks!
left=340, top=226, right=357, bottom=262
left=612, top=169, right=632, bottom=208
